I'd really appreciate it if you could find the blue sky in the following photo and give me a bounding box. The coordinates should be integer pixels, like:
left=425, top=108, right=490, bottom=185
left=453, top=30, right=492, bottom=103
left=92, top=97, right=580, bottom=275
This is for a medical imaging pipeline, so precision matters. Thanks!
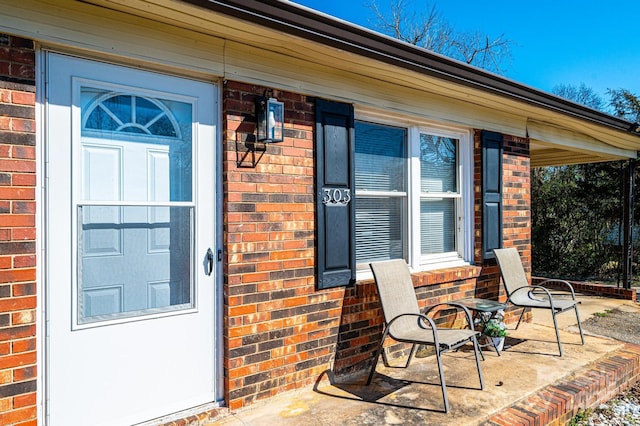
left=293, top=1, right=640, bottom=102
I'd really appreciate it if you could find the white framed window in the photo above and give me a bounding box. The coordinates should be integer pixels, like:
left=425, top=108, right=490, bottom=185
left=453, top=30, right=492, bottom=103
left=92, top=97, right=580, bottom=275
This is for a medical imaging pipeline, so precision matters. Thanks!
left=354, top=122, right=407, bottom=266
left=354, top=115, right=473, bottom=274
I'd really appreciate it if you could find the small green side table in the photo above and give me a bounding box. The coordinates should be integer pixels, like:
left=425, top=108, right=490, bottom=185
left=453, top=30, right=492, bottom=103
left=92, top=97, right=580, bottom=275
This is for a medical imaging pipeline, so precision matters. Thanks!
left=457, top=297, right=509, bottom=357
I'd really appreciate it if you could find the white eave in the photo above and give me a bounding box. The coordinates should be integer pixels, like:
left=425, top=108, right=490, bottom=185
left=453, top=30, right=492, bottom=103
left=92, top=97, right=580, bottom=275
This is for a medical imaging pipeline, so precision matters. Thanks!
left=2, top=0, right=639, bottom=167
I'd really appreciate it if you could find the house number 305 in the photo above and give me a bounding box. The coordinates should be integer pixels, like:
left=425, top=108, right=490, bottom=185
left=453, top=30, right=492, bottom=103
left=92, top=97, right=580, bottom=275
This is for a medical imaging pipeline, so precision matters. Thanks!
left=322, top=188, right=351, bottom=206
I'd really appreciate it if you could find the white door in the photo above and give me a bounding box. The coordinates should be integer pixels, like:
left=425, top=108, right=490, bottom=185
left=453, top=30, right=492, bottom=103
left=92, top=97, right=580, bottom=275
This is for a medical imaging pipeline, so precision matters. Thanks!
left=46, top=53, right=218, bottom=425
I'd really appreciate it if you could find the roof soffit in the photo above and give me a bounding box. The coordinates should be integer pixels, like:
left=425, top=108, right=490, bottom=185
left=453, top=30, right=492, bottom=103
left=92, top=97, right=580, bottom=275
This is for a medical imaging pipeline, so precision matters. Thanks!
left=80, top=0, right=640, bottom=159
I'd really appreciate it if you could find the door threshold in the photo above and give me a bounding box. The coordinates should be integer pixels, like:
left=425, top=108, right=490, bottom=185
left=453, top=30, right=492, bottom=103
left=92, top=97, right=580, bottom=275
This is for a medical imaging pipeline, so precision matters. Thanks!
left=135, top=401, right=227, bottom=426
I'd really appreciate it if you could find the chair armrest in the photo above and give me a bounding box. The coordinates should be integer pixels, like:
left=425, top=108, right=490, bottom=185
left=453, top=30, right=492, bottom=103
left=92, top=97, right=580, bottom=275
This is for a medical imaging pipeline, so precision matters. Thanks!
left=536, top=279, right=578, bottom=300
left=387, top=313, right=438, bottom=330
left=386, top=313, right=440, bottom=346
left=509, top=285, right=557, bottom=310
left=423, top=302, right=475, bottom=331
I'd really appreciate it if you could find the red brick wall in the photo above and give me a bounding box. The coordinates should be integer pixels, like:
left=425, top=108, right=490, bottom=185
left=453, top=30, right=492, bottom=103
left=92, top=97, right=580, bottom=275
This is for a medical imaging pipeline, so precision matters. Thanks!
left=0, top=32, right=534, bottom=420
left=0, top=34, right=37, bottom=426
left=222, top=81, right=532, bottom=410
left=502, top=135, right=531, bottom=260
left=223, top=82, right=330, bottom=409
left=474, top=132, right=532, bottom=322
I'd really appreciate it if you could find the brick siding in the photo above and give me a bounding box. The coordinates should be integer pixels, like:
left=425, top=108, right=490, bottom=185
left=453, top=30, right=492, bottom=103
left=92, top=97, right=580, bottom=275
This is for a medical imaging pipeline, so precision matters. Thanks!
left=485, top=343, right=640, bottom=426
left=223, top=82, right=324, bottom=410
left=0, top=34, right=37, bottom=426
left=474, top=133, right=532, bottom=324
left=532, top=277, right=637, bottom=301
left=0, top=31, right=535, bottom=420
left=223, top=81, right=533, bottom=409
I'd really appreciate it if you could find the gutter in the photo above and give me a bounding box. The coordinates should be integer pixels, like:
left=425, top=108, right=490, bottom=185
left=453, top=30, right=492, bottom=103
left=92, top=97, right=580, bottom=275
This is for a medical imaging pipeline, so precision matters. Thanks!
left=182, top=0, right=640, bottom=136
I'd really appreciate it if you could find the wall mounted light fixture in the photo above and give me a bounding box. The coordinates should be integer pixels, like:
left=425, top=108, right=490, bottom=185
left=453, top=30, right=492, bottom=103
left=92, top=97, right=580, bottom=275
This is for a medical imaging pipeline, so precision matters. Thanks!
left=256, top=94, right=284, bottom=143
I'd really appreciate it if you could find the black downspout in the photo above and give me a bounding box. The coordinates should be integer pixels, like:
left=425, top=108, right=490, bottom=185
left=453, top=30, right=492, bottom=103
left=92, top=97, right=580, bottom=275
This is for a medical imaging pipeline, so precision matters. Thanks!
left=622, top=159, right=636, bottom=289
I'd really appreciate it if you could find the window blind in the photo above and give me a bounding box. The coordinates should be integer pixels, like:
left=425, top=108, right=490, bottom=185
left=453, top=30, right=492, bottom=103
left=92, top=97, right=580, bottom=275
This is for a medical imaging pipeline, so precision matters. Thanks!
left=355, top=122, right=406, bottom=266
left=420, top=198, right=456, bottom=254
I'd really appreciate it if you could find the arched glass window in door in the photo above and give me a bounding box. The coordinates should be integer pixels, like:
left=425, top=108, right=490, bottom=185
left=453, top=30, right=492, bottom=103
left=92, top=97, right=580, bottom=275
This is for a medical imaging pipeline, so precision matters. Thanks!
left=76, top=87, right=195, bottom=326
left=83, top=92, right=182, bottom=138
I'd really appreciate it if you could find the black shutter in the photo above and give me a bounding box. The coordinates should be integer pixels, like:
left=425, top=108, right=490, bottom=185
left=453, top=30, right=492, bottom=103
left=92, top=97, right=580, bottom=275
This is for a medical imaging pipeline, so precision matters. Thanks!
left=315, top=99, right=356, bottom=289
left=482, top=131, right=503, bottom=260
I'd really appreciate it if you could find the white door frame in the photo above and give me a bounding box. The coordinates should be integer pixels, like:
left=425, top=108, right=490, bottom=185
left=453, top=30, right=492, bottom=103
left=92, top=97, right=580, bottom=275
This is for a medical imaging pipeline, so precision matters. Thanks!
left=36, top=48, right=225, bottom=425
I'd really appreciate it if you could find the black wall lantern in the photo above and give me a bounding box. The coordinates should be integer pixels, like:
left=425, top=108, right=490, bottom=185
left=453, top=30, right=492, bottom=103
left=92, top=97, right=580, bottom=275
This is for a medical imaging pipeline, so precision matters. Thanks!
left=256, top=94, right=284, bottom=143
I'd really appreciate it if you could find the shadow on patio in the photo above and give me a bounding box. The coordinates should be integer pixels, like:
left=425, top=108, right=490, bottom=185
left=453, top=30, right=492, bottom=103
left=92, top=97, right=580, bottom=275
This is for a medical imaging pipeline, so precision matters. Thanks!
left=212, top=294, right=640, bottom=426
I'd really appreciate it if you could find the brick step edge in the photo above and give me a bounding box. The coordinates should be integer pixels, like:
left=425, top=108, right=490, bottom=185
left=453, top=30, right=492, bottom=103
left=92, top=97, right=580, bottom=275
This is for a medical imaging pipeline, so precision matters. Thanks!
left=155, top=406, right=230, bottom=426
left=482, top=343, right=640, bottom=426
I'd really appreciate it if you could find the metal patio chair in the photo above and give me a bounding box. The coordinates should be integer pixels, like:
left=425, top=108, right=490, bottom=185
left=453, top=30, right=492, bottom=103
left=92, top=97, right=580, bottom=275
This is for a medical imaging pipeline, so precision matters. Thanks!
left=493, top=247, right=585, bottom=356
left=366, top=259, right=484, bottom=413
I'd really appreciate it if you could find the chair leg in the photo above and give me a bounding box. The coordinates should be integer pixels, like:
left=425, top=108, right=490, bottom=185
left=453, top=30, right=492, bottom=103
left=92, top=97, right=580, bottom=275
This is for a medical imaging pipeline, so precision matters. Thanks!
left=472, top=336, right=484, bottom=390
left=434, top=346, right=450, bottom=413
left=381, top=346, right=390, bottom=367
left=381, top=343, right=418, bottom=369
left=551, top=310, right=563, bottom=357
left=574, top=305, right=585, bottom=345
left=366, top=342, right=383, bottom=385
left=515, top=307, right=526, bottom=330
left=404, top=344, right=417, bottom=368
left=367, top=328, right=390, bottom=385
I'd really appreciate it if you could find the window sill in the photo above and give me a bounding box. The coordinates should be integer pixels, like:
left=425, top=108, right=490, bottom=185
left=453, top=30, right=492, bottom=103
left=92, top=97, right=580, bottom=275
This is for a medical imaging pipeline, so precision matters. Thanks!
left=357, top=262, right=481, bottom=286
left=413, top=263, right=482, bottom=286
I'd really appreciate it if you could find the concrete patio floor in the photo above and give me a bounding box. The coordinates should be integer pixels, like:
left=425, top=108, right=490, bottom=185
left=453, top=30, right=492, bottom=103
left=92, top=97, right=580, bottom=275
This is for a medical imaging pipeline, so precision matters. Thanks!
left=210, top=294, right=640, bottom=426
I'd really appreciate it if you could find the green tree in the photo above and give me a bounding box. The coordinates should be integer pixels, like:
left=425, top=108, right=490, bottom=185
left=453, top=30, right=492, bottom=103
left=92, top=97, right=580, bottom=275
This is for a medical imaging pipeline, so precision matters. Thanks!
left=532, top=85, right=640, bottom=281
left=532, top=163, right=623, bottom=279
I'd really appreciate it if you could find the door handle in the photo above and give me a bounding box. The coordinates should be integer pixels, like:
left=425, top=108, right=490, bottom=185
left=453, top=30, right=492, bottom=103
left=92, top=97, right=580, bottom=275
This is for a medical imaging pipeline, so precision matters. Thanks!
left=206, top=248, right=214, bottom=276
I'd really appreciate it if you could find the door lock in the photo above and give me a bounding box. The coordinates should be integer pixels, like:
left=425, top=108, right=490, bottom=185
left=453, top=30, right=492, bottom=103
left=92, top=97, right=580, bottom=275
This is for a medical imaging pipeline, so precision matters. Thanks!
left=206, top=248, right=214, bottom=276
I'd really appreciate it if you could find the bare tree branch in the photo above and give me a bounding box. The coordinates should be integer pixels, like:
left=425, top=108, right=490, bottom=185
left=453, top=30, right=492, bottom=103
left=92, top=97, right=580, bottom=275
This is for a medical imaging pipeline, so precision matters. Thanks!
left=553, top=83, right=607, bottom=111
left=369, top=0, right=450, bottom=50
left=608, top=88, right=640, bottom=122
left=368, top=0, right=512, bottom=75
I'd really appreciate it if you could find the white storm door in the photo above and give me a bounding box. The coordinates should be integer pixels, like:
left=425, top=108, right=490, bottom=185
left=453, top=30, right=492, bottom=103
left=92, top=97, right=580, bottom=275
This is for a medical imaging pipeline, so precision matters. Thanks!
left=46, top=53, right=218, bottom=426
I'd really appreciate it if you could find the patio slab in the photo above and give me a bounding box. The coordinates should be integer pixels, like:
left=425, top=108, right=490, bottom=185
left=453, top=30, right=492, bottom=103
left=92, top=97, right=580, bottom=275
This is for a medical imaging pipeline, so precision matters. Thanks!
left=208, top=295, right=640, bottom=426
